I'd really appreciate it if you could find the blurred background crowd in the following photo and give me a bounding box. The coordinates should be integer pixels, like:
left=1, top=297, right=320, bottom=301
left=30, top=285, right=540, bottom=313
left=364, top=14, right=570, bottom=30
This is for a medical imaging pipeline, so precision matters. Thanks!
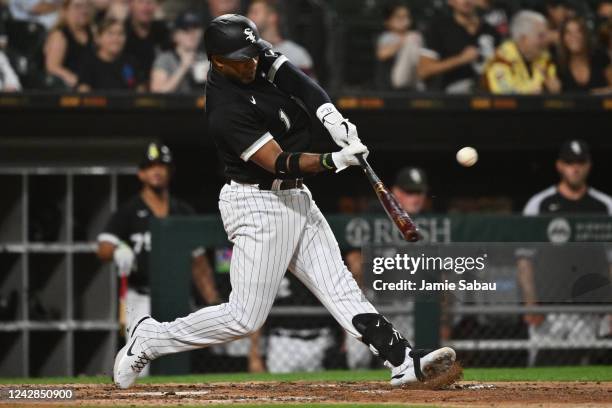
left=0, top=0, right=611, bottom=94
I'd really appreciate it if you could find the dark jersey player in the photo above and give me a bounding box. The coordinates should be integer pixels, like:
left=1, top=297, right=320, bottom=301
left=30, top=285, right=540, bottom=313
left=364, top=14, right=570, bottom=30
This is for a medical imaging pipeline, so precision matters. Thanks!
left=523, top=140, right=612, bottom=215
left=97, top=143, right=220, bottom=338
left=519, top=139, right=612, bottom=364
left=112, top=15, right=456, bottom=389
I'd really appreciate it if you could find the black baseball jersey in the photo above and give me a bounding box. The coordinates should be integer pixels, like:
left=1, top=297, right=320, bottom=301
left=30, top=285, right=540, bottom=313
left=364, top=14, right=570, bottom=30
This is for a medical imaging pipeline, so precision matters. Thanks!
left=519, top=186, right=612, bottom=303
left=523, top=186, right=612, bottom=215
left=205, top=50, right=312, bottom=184
left=98, top=195, right=197, bottom=291
left=421, top=13, right=499, bottom=90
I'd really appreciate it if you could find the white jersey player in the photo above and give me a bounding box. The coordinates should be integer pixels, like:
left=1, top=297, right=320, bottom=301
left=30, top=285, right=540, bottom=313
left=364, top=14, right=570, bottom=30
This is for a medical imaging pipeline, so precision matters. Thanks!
left=113, top=14, right=456, bottom=389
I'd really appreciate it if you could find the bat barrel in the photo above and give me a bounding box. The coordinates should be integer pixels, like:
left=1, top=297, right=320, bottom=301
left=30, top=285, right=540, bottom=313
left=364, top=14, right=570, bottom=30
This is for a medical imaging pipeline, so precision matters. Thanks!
left=358, top=154, right=421, bottom=242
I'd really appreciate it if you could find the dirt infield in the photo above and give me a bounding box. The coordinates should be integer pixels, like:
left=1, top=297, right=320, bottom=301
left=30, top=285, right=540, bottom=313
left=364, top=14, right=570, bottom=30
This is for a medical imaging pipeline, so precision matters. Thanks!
left=2, top=367, right=612, bottom=408
left=3, top=381, right=611, bottom=407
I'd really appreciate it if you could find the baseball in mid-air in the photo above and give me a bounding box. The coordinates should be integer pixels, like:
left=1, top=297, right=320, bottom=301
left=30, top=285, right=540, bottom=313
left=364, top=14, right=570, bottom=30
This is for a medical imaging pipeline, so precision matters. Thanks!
left=456, top=146, right=478, bottom=167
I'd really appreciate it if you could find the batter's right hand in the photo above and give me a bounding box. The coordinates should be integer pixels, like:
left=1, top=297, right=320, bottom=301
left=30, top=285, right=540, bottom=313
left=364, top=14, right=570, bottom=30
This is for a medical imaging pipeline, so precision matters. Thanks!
left=331, top=141, right=369, bottom=173
left=113, top=244, right=135, bottom=277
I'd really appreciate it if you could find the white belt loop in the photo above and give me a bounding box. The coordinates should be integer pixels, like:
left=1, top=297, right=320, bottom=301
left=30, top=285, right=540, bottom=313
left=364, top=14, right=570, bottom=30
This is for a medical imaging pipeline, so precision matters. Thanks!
left=271, top=179, right=283, bottom=191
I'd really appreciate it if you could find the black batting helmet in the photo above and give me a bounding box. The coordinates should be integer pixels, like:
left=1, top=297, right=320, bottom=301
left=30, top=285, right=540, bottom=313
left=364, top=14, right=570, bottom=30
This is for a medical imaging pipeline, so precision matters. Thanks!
left=139, top=142, right=172, bottom=169
left=204, top=14, right=270, bottom=60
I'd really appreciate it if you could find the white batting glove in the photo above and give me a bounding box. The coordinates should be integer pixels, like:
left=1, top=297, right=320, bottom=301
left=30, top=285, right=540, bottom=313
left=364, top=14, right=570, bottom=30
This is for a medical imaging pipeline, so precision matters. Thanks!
left=113, top=244, right=135, bottom=277
left=331, top=141, right=369, bottom=173
left=316, top=103, right=360, bottom=148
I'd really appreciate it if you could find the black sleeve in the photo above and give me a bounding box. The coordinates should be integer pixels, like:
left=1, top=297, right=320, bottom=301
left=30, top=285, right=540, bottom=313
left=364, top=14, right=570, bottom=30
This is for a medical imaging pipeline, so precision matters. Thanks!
left=209, top=102, right=271, bottom=162
left=258, top=49, right=331, bottom=113
left=98, top=209, right=129, bottom=245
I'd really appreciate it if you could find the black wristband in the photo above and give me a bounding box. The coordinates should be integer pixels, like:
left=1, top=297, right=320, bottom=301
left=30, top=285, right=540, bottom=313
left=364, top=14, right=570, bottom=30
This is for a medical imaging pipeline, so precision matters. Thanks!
left=288, top=153, right=302, bottom=175
left=320, top=153, right=337, bottom=171
left=275, top=151, right=291, bottom=176
left=275, top=152, right=305, bottom=177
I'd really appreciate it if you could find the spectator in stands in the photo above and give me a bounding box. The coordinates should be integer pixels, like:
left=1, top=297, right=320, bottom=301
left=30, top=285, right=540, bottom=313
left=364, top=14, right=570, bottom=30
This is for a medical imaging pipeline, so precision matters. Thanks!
left=519, top=139, right=612, bottom=365
left=9, top=0, right=61, bottom=30
left=556, top=17, right=612, bottom=94
left=77, top=17, right=143, bottom=91
left=150, top=11, right=207, bottom=93
left=545, top=0, right=575, bottom=47
left=598, top=0, right=612, bottom=21
left=418, top=0, right=499, bottom=93
left=247, top=0, right=313, bottom=76
left=374, top=2, right=422, bottom=91
left=0, top=48, right=21, bottom=90
left=44, top=0, right=93, bottom=89
left=483, top=10, right=560, bottom=94
left=475, top=0, right=511, bottom=38
left=123, top=0, right=169, bottom=85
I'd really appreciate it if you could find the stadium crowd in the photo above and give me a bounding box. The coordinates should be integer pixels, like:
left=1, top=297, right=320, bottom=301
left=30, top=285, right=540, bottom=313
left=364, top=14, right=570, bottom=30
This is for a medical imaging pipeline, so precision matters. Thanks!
left=0, top=0, right=611, bottom=93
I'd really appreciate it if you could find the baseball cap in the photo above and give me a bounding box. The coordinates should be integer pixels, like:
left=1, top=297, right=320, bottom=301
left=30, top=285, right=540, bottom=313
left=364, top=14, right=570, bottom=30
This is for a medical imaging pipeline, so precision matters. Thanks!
left=173, top=11, right=202, bottom=31
left=394, top=167, right=428, bottom=193
left=558, top=139, right=591, bottom=163
left=139, top=142, right=173, bottom=169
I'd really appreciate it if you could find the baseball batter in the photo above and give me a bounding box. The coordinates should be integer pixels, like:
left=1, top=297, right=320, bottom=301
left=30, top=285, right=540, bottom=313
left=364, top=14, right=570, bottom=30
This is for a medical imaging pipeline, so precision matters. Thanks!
left=114, top=14, right=455, bottom=389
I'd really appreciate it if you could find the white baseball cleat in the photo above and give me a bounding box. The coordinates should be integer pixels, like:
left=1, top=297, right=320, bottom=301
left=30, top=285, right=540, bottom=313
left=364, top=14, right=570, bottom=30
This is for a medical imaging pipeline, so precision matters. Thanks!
left=387, top=346, right=456, bottom=386
left=113, top=316, right=153, bottom=389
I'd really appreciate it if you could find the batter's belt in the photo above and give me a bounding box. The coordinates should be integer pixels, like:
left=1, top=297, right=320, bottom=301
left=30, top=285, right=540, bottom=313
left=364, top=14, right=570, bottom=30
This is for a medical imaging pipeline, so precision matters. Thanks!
left=228, top=179, right=303, bottom=191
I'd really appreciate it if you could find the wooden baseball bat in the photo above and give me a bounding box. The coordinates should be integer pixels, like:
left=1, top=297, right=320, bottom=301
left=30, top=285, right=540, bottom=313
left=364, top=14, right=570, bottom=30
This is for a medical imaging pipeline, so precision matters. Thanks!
left=357, top=155, right=421, bottom=242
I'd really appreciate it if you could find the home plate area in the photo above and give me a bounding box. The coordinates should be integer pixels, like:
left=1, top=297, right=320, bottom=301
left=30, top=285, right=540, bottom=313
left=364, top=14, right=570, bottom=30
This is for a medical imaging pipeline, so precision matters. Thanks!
left=4, top=370, right=612, bottom=408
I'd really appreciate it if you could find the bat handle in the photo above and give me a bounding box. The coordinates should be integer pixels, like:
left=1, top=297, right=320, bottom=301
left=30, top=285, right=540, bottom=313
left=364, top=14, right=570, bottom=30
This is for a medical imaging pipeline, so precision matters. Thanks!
left=356, top=154, right=381, bottom=185
left=356, top=153, right=369, bottom=168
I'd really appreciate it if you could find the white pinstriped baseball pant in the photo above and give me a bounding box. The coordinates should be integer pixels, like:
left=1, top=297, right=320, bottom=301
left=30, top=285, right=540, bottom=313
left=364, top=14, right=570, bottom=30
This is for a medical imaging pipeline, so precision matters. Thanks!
left=137, top=182, right=377, bottom=359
